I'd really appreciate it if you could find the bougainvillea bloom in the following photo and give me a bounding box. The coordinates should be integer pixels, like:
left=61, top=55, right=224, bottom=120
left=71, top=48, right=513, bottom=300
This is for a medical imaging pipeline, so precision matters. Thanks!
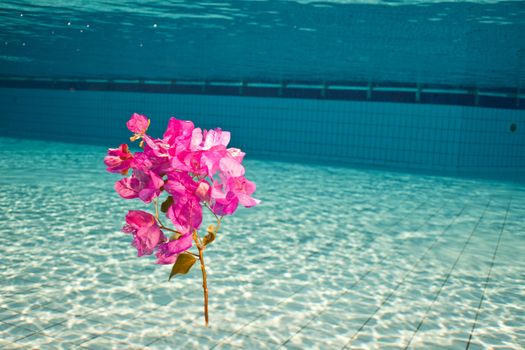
left=122, top=210, right=166, bottom=257
left=164, top=172, right=203, bottom=233
left=104, top=144, right=133, bottom=174
left=115, top=170, right=164, bottom=203
left=111, top=113, right=259, bottom=224
left=155, top=233, right=193, bottom=264
left=127, top=113, right=150, bottom=141
left=106, top=113, right=259, bottom=327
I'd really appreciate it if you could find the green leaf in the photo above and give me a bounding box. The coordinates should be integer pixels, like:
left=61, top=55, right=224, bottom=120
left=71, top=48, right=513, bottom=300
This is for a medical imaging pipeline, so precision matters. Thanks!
left=202, top=224, right=216, bottom=247
left=160, top=196, right=174, bottom=213
left=169, top=253, right=197, bottom=280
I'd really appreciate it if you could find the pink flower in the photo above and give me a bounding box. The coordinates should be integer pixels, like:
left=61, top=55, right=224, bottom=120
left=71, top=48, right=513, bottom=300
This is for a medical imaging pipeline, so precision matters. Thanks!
left=115, top=170, right=164, bottom=203
left=173, top=150, right=207, bottom=177
left=202, top=128, right=230, bottom=150
left=227, top=147, right=245, bottom=162
left=143, top=135, right=170, bottom=158
left=209, top=181, right=239, bottom=216
left=227, top=176, right=260, bottom=208
left=127, top=113, right=150, bottom=135
left=208, top=176, right=259, bottom=216
left=109, top=115, right=259, bottom=269
left=195, top=181, right=211, bottom=202
left=200, top=146, right=228, bottom=178
left=155, top=233, right=193, bottom=264
left=164, top=173, right=203, bottom=233
left=219, top=156, right=245, bottom=178
left=122, top=210, right=166, bottom=257
left=104, top=144, right=133, bottom=174
left=140, top=136, right=172, bottom=175
left=130, top=152, right=153, bottom=171
left=211, top=190, right=239, bottom=216
left=163, top=117, right=194, bottom=149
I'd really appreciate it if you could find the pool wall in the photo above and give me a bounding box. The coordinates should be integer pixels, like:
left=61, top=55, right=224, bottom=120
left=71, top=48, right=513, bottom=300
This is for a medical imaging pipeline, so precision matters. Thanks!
left=1, top=86, right=524, bottom=176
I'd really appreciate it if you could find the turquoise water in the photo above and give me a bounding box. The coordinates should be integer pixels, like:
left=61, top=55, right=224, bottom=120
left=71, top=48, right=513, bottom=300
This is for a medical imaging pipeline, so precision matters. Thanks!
left=1, top=0, right=525, bottom=88
left=0, top=136, right=524, bottom=349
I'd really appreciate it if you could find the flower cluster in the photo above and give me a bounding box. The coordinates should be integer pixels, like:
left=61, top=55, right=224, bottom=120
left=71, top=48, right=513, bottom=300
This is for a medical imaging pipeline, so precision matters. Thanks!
left=105, top=113, right=259, bottom=265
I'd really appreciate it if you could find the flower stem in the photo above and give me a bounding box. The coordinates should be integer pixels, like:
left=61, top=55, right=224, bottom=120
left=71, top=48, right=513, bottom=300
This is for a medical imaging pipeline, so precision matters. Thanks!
left=153, top=198, right=182, bottom=237
left=193, top=231, right=209, bottom=327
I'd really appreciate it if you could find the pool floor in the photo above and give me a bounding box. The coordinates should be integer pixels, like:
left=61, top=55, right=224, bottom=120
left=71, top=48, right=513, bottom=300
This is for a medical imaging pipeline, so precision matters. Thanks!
left=0, top=137, right=524, bottom=349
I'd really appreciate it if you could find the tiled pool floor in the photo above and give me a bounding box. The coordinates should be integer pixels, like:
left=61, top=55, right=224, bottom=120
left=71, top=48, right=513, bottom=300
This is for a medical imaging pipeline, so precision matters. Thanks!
left=0, top=137, right=524, bottom=349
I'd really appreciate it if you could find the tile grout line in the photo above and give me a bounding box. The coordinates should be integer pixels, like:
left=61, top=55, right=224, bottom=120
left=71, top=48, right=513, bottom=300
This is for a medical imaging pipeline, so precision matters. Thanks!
left=402, top=199, right=493, bottom=349
left=465, top=198, right=511, bottom=350
left=341, top=201, right=478, bottom=349
left=211, top=199, right=433, bottom=349
left=9, top=280, right=184, bottom=348
left=278, top=201, right=454, bottom=348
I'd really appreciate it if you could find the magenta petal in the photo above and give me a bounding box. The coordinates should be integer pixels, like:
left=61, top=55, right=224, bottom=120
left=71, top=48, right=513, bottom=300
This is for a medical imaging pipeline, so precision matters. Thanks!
left=227, top=147, right=245, bottom=162
left=167, top=197, right=203, bottom=234
left=237, top=193, right=261, bottom=207
left=211, top=191, right=239, bottom=216
left=155, top=233, right=193, bottom=264
left=124, top=210, right=166, bottom=257
left=226, top=176, right=259, bottom=208
left=219, top=157, right=245, bottom=177
left=125, top=210, right=154, bottom=228
left=203, top=129, right=230, bottom=150
left=190, top=128, right=203, bottom=150
left=127, top=113, right=149, bottom=134
left=134, top=224, right=165, bottom=257
left=163, top=117, right=194, bottom=146
left=115, top=178, right=138, bottom=199
left=195, top=181, right=211, bottom=202
left=130, top=152, right=153, bottom=171
left=201, top=146, right=227, bottom=178
left=104, top=144, right=133, bottom=174
left=133, top=170, right=164, bottom=203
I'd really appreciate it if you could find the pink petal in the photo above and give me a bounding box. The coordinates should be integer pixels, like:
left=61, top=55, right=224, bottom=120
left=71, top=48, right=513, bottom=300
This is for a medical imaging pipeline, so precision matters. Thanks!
left=125, top=210, right=154, bottom=229
left=195, top=181, right=211, bottom=202
left=219, top=157, right=245, bottom=178
left=163, top=117, right=194, bottom=145
left=115, top=178, right=138, bottom=199
left=203, top=129, right=230, bottom=150
left=167, top=196, right=202, bottom=233
left=190, top=128, right=203, bottom=150
left=134, top=223, right=165, bottom=257
left=155, top=233, right=193, bottom=264
left=124, top=210, right=166, bottom=257
left=126, top=113, right=149, bottom=134
left=237, top=193, right=261, bottom=208
left=227, top=147, right=245, bottom=162
left=211, top=191, right=239, bottom=216
left=104, top=144, right=133, bottom=174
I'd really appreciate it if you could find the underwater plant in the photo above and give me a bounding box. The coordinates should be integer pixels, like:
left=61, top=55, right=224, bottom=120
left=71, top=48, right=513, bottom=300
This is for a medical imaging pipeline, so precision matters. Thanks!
left=104, top=113, right=259, bottom=326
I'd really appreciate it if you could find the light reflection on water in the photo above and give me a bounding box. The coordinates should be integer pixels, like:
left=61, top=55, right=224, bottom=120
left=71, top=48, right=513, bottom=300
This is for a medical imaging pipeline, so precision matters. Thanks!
left=0, top=137, right=524, bottom=348
left=0, top=0, right=524, bottom=87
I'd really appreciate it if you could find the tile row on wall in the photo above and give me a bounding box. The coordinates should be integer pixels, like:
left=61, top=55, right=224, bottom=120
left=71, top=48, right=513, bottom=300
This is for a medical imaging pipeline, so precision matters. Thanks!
left=0, top=88, right=523, bottom=176
left=1, top=77, right=523, bottom=110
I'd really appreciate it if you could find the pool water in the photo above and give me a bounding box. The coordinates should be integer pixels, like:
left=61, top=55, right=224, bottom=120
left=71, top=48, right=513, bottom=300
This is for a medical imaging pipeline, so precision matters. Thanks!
left=0, top=137, right=524, bottom=349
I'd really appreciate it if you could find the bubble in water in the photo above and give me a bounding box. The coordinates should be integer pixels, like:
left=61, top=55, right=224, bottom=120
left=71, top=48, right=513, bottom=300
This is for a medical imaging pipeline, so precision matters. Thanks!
left=86, top=24, right=90, bottom=28
left=20, top=13, right=23, bottom=17
left=22, top=42, right=26, bottom=46
left=80, top=29, right=84, bottom=33
left=153, top=23, right=158, bottom=28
